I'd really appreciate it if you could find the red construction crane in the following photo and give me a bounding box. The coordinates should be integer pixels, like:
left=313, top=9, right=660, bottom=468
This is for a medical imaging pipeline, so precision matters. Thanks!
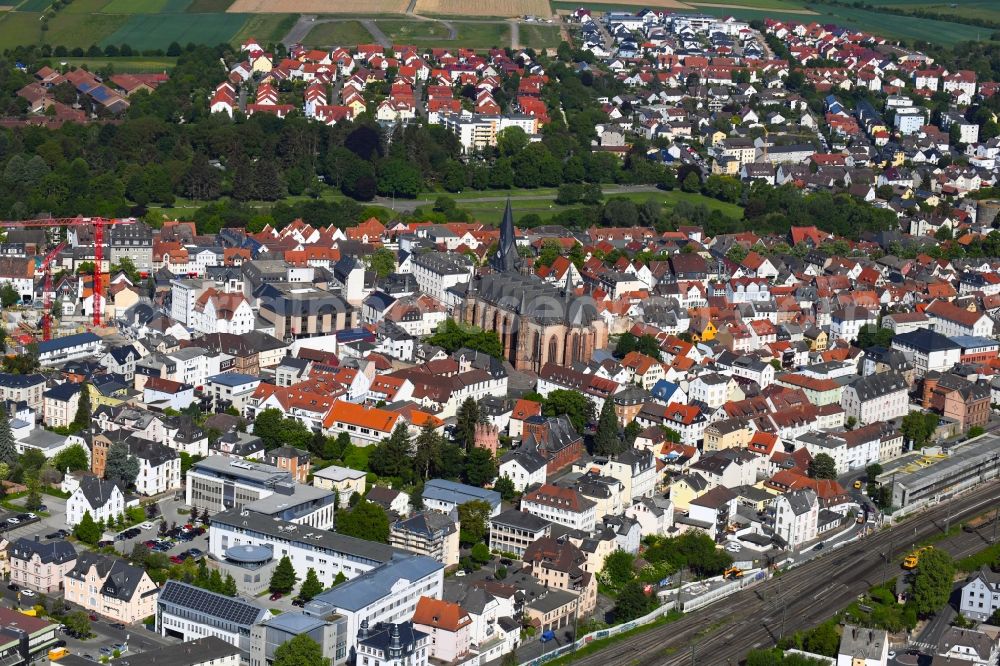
left=0, top=216, right=135, bottom=328
left=39, top=241, right=67, bottom=341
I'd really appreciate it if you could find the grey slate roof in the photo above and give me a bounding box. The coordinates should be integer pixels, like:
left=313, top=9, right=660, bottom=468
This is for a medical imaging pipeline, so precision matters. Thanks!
left=10, top=537, right=76, bottom=565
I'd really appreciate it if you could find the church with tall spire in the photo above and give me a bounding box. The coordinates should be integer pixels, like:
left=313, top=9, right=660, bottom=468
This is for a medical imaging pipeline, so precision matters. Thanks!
left=460, top=201, right=608, bottom=373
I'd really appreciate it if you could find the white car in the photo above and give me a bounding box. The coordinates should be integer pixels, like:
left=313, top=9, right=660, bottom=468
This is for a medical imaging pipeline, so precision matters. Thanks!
left=887, top=651, right=896, bottom=660
left=25, top=513, right=36, bottom=520
left=140, top=522, right=154, bottom=530
left=725, top=543, right=740, bottom=552
left=6, top=518, right=18, bottom=525
left=20, top=589, right=35, bottom=598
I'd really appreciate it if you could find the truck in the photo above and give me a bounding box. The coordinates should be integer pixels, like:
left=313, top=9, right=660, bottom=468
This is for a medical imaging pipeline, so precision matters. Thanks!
left=48, top=648, right=69, bottom=661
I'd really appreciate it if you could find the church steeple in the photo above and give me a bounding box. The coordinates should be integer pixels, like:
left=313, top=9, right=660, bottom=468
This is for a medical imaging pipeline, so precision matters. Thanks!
left=490, top=198, right=521, bottom=273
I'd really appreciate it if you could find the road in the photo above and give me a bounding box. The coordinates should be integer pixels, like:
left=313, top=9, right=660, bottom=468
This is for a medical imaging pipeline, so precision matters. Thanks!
left=568, top=482, right=1000, bottom=666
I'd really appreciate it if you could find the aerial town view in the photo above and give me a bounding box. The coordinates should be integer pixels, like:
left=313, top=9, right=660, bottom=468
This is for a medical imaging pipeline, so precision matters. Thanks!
left=0, top=0, right=1000, bottom=665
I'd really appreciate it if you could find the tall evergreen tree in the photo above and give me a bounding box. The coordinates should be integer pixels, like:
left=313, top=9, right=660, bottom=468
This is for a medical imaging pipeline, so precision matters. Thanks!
left=298, top=568, right=323, bottom=601
left=222, top=573, right=238, bottom=596
left=0, top=404, right=16, bottom=466
left=72, top=383, right=91, bottom=431
left=105, top=441, right=140, bottom=488
left=369, top=423, right=412, bottom=481
left=455, top=397, right=480, bottom=452
left=594, top=398, right=623, bottom=456
left=269, top=556, right=298, bottom=594
left=413, top=423, right=442, bottom=480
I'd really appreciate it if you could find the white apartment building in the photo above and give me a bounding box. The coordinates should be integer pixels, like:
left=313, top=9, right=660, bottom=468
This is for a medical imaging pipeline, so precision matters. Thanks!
left=411, top=252, right=474, bottom=304
left=65, top=476, right=125, bottom=528
left=771, top=488, right=818, bottom=550
left=840, top=373, right=909, bottom=426
left=520, top=484, right=597, bottom=532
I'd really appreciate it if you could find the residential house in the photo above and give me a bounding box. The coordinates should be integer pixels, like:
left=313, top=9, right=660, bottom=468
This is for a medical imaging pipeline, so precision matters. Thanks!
left=389, top=512, right=460, bottom=568
left=65, top=476, right=124, bottom=528
left=9, top=537, right=76, bottom=594
left=63, top=552, right=158, bottom=623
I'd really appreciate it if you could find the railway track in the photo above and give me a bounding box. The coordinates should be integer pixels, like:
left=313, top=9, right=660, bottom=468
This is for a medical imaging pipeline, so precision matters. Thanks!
left=569, top=482, right=1000, bottom=666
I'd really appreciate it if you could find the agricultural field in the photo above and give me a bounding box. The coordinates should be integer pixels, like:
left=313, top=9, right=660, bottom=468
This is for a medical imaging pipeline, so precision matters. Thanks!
left=865, top=0, right=1000, bottom=24
left=99, top=12, right=248, bottom=49
left=302, top=19, right=375, bottom=47
left=232, top=12, right=298, bottom=44
left=227, top=0, right=409, bottom=13
left=101, top=0, right=193, bottom=14
left=448, top=21, right=511, bottom=47
left=413, top=0, right=550, bottom=18
left=186, top=0, right=234, bottom=9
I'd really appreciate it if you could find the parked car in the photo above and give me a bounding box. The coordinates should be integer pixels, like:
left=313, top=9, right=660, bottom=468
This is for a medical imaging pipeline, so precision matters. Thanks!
left=186, top=548, right=203, bottom=559
left=111, top=643, right=125, bottom=652
left=139, top=522, right=154, bottom=530
left=7, top=583, right=18, bottom=591
left=25, top=513, right=36, bottom=520
left=6, top=518, right=19, bottom=525
left=37, top=505, right=47, bottom=512
left=269, top=592, right=283, bottom=601
left=99, top=647, right=113, bottom=656
left=20, top=589, right=36, bottom=598
left=45, top=532, right=63, bottom=539
left=110, top=623, right=125, bottom=631
left=143, top=540, right=157, bottom=548
left=291, top=597, right=305, bottom=607
left=88, top=614, right=98, bottom=621
left=98, top=540, right=113, bottom=548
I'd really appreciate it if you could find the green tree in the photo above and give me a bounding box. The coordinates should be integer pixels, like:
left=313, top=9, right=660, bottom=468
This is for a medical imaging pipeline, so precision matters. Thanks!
left=808, top=453, right=837, bottom=480
left=457, top=500, right=491, bottom=546
left=615, top=332, right=637, bottom=357
left=471, top=542, right=492, bottom=564
left=968, top=425, right=985, bottom=439
left=496, top=126, right=529, bottom=157
left=901, top=411, right=940, bottom=450
left=594, top=398, right=623, bottom=457
left=71, top=383, right=92, bottom=431
left=298, top=568, right=324, bottom=601
left=73, top=510, right=101, bottom=546
left=464, top=447, right=496, bottom=487
left=53, top=443, right=90, bottom=472
left=377, top=158, right=422, bottom=198
left=910, top=548, right=956, bottom=617
left=64, top=611, right=92, bottom=638
left=24, top=474, right=42, bottom=511
left=801, top=620, right=840, bottom=657
left=494, top=475, right=516, bottom=502
left=681, top=171, right=701, bottom=192
left=269, top=556, right=298, bottom=594
left=0, top=284, right=18, bottom=308
left=222, top=574, right=238, bottom=596
left=104, top=441, right=140, bottom=488
left=273, top=634, right=330, bottom=666
left=614, top=580, right=658, bottom=622
left=856, top=324, right=893, bottom=349
left=454, top=397, right=480, bottom=452
left=865, top=463, right=883, bottom=482
left=369, top=424, right=413, bottom=482
left=335, top=500, right=390, bottom=543
left=0, top=404, right=17, bottom=466
left=413, top=423, right=442, bottom=481
left=364, top=248, right=396, bottom=277
left=601, top=549, right=636, bottom=590
left=541, top=390, right=595, bottom=433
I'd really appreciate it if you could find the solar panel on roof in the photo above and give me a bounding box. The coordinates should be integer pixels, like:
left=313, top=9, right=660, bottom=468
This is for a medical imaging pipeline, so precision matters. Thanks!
left=160, top=581, right=262, bottom=626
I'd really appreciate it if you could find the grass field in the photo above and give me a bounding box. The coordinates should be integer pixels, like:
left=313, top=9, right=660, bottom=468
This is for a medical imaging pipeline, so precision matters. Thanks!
left=448, top=22, right=511, bottom=47
left=520, top=22, right=561, bottom=47
left=231, top=12, right=297, bottom=44
left=303, top=20, right=376, bottom=47
left=58, top=55, right=178, bottom=70
left=377, top=19, right=452, bottom=41
left=865, top=0, right=1000, bottom=23
left=99, top=12, right=247, bottom=48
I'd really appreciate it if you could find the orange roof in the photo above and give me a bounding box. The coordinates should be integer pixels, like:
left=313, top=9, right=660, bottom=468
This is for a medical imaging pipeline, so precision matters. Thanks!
left=412, top=597, right=472, bottom=632
left=511, top=398, right=542, bottom=421
left=324, top=399, right=398, bottom=431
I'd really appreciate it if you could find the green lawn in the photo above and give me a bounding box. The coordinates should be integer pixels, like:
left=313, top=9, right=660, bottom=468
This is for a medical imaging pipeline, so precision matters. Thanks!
left=455, top=189, right=744, bottom=224
left=450, top=22, right=509, bottom=48
left=519, top=22, right=561, bottom=48
left=692, top=0, right=812, bottom=8
left=232, top=13, right=298, bottom=45
left=376, top=18, right=451, bottom=41
left=99, top=12, right=248, bottom=49
left=807, top=4, right=987, bottom=44
left=59, top=55, right=178, bottom=71
left=303, top=20, right=375, bottom=46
